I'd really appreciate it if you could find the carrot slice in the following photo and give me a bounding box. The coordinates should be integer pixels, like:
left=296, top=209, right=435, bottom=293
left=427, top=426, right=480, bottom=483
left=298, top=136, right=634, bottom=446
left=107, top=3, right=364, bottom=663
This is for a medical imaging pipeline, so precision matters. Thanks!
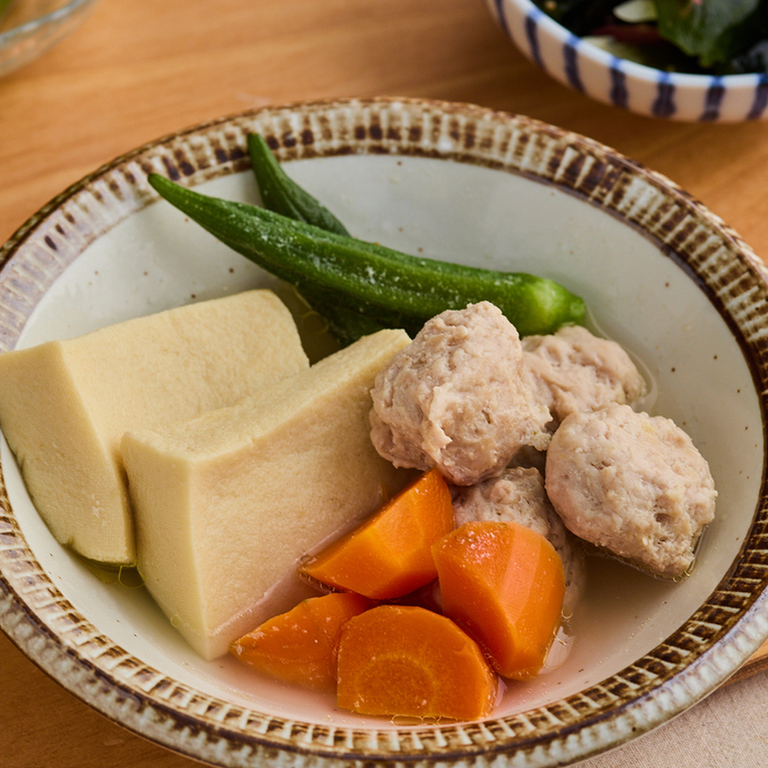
left=230, top=591, right=371, bottom=690
left=432, top=520, right=565, bottom=680
left=299, top=468, right=454, bottom=599
left=336, top=604, right=497, bottom=720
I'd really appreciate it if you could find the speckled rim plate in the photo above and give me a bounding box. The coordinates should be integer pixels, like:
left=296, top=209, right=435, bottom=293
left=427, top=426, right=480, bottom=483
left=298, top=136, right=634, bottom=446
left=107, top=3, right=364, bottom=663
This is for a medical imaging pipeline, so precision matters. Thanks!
left=1, top=97, right=768, bottom=767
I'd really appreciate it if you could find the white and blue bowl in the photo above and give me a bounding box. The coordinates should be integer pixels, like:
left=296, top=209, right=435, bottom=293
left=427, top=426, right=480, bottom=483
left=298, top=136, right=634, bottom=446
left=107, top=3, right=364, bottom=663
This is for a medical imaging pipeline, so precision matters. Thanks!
left=485, top=0, right=768, bottom=122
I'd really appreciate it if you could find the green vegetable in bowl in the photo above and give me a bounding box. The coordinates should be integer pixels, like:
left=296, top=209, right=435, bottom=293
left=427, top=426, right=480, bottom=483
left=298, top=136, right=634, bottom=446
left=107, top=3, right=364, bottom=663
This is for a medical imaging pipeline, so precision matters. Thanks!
left=147, top=172, right=585, bottom=345
left=247, top=133, right=350, bottom=237
left=539, top=0, right=768, bottom=74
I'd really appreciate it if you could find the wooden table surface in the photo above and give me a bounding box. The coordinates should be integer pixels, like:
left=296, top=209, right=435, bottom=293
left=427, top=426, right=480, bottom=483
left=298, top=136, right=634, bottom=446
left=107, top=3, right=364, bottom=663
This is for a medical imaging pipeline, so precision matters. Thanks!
left=2, top=1, right=768, bottom=766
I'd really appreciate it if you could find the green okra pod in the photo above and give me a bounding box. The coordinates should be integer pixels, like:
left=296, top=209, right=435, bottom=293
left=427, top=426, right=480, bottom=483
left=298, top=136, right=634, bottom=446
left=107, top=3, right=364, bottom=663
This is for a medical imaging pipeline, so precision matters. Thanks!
left=148, top=173, right=585, bottom=344
left=247, top=133, right=350, bottom=236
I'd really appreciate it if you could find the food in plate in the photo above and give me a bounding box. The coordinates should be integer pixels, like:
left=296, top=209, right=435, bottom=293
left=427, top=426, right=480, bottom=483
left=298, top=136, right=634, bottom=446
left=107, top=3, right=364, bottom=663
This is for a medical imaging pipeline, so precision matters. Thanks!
left=147, top=173, right=586, bottom=344
left=0, top=289, right=308, bottom=565
left=238, top=471, right=567, bottom=716
left=120, top=328, right=412, bottom=660
left=369, top=301, right=551, bottom=486
left=522, top=324, right=648, bottom=431
left=336, top=603, right=499, bottom=720
left=247, top=132, right=350, bottom=236
left=223, top=298, right=713, bottom=720
left=0, top=134, right=720, bottom=726
left=299, top=468, right=454, bottom=600
left=545, top=403, right=717, bottom=578
left=452, top=466, right=585, bottom=617
left=230, top=591, right=372, bottom=692
left=432, top=519, right=566, bottom=680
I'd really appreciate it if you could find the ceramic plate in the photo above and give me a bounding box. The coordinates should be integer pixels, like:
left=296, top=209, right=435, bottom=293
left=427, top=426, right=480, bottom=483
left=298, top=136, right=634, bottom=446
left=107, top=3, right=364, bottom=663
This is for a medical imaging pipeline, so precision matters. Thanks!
left=2, top=97, right=768, bottom=767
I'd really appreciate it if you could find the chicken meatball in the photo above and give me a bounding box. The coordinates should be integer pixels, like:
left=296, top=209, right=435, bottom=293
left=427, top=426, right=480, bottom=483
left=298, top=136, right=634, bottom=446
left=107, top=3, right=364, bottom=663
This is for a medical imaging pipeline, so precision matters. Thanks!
left=545, top=403, right=716, bottom=579
left=369, top=302, right=550, bottom=486
left=453, top=466, right=585, bottom=616
left=523, top=325, right=647, bottom=429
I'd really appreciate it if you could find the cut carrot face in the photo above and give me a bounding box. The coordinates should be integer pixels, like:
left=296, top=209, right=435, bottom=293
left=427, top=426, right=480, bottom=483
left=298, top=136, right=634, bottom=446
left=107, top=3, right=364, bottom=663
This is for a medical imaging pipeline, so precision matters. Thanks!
left=336, top=604, right=497, bottom=720
left=230, top=591, right=371, bottom=690
left=299, top=468, right=454, bottom=600
left=432, top=521, right=565, bottom=680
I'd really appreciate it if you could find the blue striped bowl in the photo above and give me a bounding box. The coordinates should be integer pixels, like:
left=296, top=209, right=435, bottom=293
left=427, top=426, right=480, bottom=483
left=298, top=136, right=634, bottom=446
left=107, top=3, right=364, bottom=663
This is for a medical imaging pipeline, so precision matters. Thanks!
left=486, top=0, right=768, bottom=122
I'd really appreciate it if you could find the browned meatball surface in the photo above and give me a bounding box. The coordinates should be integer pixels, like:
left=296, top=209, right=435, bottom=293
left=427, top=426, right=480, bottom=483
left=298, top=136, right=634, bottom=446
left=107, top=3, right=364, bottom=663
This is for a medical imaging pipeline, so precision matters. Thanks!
left=369, top=302, right=550, bottom=486
left=523, top=325, right=647, bottom=429
left=545, top=403, right=716, bottom=578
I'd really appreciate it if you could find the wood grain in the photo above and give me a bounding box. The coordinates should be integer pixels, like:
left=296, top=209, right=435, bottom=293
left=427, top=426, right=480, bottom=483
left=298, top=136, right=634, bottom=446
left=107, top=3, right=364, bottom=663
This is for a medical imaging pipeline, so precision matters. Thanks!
left=1, top=0, right=767, bottom=765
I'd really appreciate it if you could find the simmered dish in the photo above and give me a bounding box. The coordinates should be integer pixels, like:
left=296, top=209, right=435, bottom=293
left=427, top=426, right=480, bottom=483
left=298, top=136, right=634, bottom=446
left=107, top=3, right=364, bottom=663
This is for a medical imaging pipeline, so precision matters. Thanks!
left=0, top=288, right=717, bottom=721
left=0, top=140, right=718, bottom=722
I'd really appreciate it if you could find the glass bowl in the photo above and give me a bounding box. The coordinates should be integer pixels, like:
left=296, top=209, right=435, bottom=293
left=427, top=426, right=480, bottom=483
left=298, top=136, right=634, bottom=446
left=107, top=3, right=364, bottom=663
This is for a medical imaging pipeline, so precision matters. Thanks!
left=0, top=0, right=98, bottom=77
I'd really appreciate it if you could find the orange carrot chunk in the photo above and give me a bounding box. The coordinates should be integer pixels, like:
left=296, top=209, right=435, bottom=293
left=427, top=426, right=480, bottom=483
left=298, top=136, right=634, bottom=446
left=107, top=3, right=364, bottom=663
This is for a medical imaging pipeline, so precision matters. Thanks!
left=336, top=604, right=497, bottom=720
left=230, top=591, right=371, bottom=690
left=299, top=468, right=454, bottom=600
left=432, top=520, right=565, bottom=680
